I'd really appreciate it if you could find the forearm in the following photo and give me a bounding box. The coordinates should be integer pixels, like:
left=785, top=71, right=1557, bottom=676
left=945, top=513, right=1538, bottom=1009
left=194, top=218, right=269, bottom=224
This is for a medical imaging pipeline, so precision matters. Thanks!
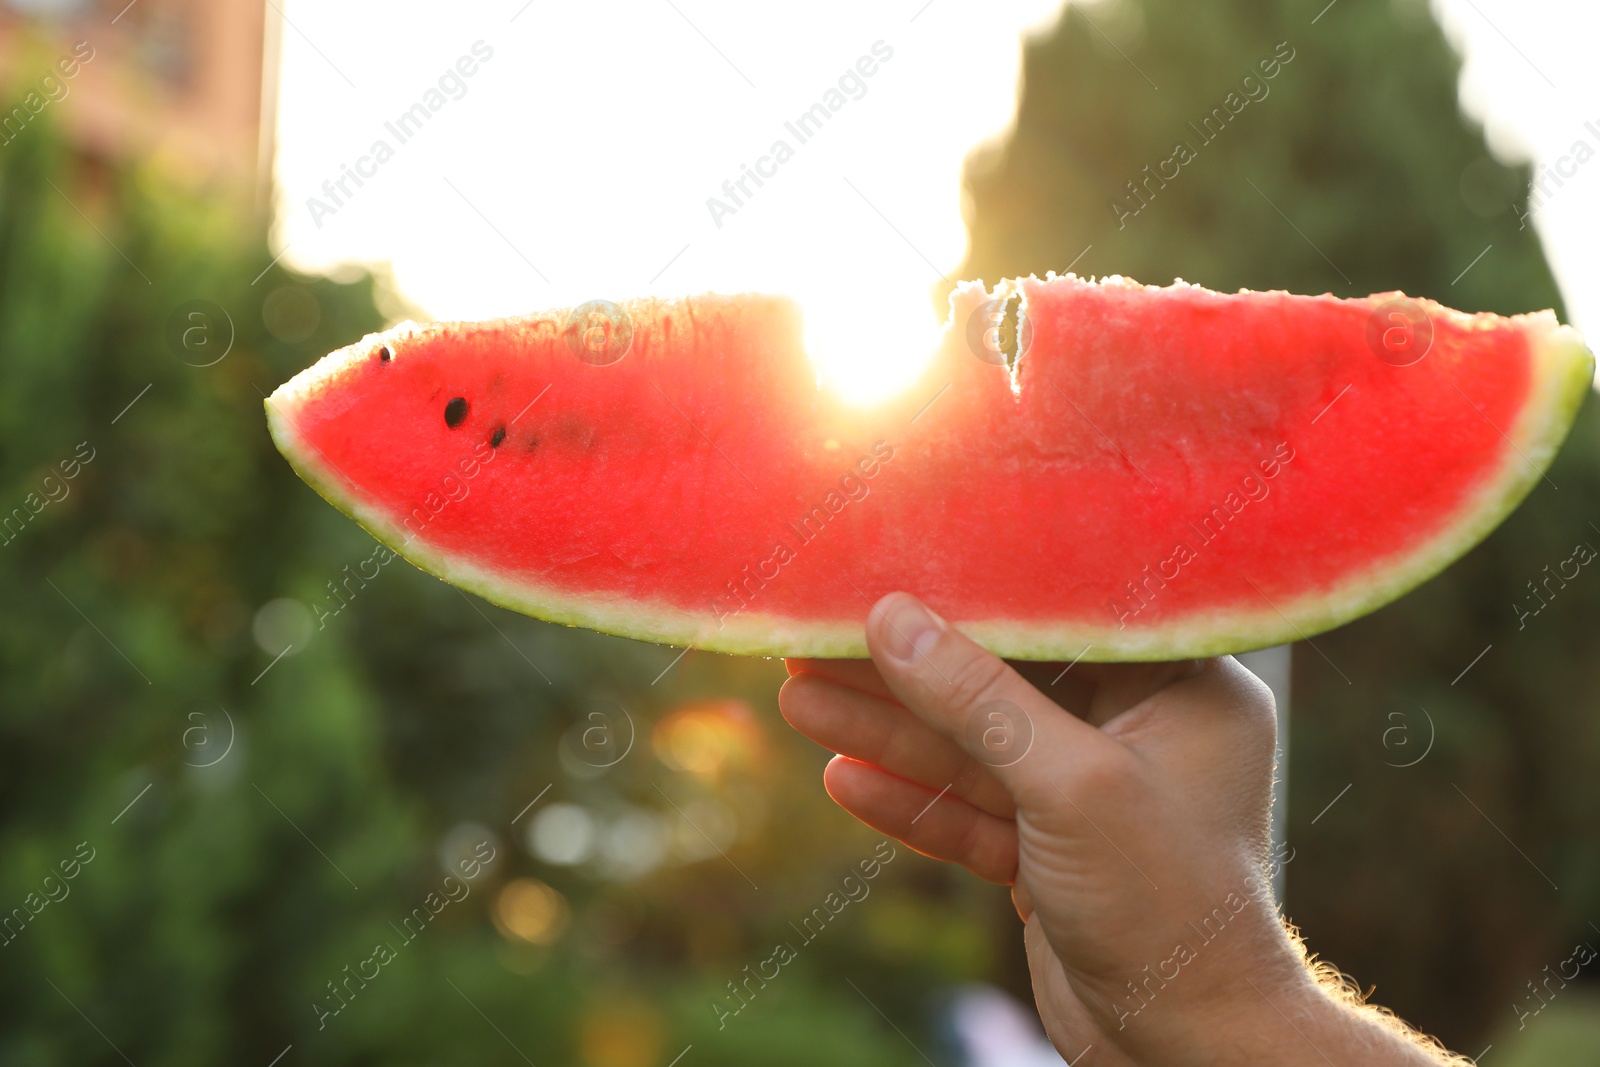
left=1209, top=985, right=1463, bottom=1066
left=1120, top=952, right=1471, bottom=1067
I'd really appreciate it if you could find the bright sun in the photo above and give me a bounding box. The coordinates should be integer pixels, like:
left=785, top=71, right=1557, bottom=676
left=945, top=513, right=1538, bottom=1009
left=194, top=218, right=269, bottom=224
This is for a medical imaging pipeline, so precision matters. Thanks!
left=798, top=276, right=946, bottom=406
left=273, top=1, right=1067, bottom=404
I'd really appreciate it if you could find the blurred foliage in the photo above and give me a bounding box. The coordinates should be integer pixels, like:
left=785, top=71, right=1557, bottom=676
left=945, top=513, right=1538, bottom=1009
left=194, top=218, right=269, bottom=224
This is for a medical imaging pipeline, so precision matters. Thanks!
left=4, top=0, right=1597, bottom=1062
left=956, top=0, right=1596, bottom=1050
left=1495, top=990, right=1600, bottom=1064
left=0, top=113, right=995, bottom=1066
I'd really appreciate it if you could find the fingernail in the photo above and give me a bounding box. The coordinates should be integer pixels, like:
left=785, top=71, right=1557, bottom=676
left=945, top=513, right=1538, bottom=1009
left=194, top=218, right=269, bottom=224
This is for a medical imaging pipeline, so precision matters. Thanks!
left=876, top=595, right=943, bottom=664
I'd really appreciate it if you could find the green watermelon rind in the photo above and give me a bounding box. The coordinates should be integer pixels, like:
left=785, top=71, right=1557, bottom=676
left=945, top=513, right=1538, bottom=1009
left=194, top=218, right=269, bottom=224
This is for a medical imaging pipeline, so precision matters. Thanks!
left=266, top=301, right=1593, bottom=663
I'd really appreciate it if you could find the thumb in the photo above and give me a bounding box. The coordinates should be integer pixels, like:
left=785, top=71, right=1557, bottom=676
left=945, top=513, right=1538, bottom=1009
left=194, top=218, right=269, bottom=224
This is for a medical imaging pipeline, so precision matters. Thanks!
left=864, top=592, right=1114, bottom=807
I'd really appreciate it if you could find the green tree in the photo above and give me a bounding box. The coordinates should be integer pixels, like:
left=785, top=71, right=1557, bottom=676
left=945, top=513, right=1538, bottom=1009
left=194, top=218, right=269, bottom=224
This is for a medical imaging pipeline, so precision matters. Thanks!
left=955, top=0, right=1593, bottom=1048
left=0, top=107, right=977, bottom=1063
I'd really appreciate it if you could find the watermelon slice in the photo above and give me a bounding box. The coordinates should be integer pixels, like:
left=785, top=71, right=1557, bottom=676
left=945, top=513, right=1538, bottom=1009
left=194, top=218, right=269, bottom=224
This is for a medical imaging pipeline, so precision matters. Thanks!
left=265, top=275, right=1592, bottom=661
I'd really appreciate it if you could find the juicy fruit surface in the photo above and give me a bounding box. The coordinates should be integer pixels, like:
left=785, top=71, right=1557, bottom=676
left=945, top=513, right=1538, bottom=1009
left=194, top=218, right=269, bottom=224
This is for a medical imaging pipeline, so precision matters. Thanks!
left=266, top=275, right=1593, bottom=660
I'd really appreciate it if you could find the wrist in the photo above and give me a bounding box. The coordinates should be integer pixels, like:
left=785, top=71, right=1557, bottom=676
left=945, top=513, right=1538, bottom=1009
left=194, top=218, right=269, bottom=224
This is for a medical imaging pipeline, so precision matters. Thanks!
left=1103, top=937, right=1327, bottom=1067
left=1170, top=965, right=1337, bottom=1067
left=1107, top=950, right=1457, bottom=1067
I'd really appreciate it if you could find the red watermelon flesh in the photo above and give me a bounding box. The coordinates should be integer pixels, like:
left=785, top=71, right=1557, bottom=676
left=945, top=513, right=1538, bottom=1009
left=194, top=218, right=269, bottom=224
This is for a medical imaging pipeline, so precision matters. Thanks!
left=265, top=274, right=1592, bottom=661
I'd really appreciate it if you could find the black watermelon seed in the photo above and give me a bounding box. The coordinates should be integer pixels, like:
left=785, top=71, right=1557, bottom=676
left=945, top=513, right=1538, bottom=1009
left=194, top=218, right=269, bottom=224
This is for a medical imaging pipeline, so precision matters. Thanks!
left=489, top=426, right=506, bottom=448
left=378, top=344, right=392, bottom=362
left=444, top=397, right=469, bottom=428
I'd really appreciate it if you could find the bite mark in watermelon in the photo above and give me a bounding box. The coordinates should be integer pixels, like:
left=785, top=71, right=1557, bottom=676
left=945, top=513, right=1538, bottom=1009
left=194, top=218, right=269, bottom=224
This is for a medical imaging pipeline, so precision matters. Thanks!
left=265, top=274, right=1593, bottom=661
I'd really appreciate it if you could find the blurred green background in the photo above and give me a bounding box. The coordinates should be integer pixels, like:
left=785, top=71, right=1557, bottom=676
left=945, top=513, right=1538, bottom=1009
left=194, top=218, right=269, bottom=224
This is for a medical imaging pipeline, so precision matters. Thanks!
left=2, top=0, right=1598, bottom=1063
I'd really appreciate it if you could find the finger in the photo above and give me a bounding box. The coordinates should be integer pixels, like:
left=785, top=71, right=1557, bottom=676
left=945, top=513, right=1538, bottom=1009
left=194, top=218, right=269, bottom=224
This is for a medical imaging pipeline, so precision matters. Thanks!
left=1011, top=880, right=1034, bottom=923
left=1008, top=660, right=1098, bottom=720
left=779, top=672, right=1016, bottom=819
left=1013, top=658, right=1210, bottom=729
left=784, top=657, right=896, bottom=702
left=1100, top=656, right=1275, bottom=755
left=1082, top=659, right=1209, bottom=729
left=864, top=592, right=1116, bottom=805
left=1022, top=915, right=1118, bottom=1065
left=788, top=657, right=1150, bottom=729
left=822, top=756, right=1018, bottom=884
left=1110, top=657, right=1280, bottom=833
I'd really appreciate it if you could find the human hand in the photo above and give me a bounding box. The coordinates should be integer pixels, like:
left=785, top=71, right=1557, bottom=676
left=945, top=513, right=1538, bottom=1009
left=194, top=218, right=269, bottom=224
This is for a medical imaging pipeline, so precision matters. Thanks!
left=779, top=592, right=1465, bottom=1066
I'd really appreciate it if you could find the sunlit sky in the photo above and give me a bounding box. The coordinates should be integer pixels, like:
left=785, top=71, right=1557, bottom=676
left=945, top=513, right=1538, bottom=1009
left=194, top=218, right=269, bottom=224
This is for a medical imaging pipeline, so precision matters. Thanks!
left=273, top=0, right=1600, bottom=403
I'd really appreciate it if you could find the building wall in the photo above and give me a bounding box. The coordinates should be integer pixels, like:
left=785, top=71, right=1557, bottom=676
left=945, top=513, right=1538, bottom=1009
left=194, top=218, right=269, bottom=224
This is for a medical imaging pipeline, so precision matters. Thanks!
left=0, top=0, right=276, bottom=198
